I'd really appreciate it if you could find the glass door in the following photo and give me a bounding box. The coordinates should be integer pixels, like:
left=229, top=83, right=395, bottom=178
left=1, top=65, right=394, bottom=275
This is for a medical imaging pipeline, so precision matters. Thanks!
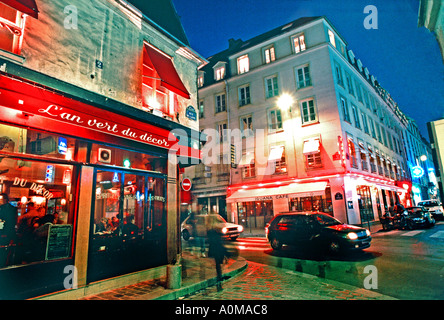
left=88, top=168, right=167, bottom=283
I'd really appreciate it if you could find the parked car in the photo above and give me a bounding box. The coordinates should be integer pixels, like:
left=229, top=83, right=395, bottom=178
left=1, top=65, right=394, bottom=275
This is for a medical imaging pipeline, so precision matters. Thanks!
left=417, top=200, right=444, bottom=220
left=181, top=214, right=243, bottom=241
left=266, top=212, right=371, bottom=254
left=405, top=207, right=435, bottom=229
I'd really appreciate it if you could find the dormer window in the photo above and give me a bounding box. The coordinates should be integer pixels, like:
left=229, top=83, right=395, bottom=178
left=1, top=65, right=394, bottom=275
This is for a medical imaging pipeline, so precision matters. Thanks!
left=328, top=29, right=336, bottom=47
left=197, top=70, right=204, bottom=87
left=263, top=46, right=275, bottom=64
left=213, top=61, right=227, bottom=81
left=237, top=54, right=249, bottom=74
left=0, top=0, right=39, bottom=55
left=292, top=34, right=306, bottom=53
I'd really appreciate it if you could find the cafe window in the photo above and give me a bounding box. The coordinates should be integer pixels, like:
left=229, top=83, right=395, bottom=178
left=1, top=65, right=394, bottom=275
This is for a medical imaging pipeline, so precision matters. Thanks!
left=0, top=124, right=84, bottom=162
left=289, top=187, right=332, bottom=214
left=0, top=158, right=75, bottom=268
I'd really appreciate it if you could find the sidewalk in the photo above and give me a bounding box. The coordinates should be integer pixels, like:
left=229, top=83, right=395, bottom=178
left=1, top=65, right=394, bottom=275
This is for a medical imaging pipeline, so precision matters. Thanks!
left=80, top=248, right=247, bottom=300
left=79, top=239, right=395, bottom=300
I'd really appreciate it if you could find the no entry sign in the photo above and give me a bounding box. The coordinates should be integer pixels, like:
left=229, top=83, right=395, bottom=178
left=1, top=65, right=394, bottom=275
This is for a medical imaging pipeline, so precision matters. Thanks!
left=181, top=178, right=192, bottom=191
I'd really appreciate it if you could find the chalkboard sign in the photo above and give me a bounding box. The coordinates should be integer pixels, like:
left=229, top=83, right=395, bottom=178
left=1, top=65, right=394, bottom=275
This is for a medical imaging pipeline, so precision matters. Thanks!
left=45, top=224, right=72, bottom=260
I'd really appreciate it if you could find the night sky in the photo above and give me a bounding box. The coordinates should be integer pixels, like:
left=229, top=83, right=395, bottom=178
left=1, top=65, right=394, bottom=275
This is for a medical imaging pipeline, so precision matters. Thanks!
left=173, top=0, right=444, bottom=140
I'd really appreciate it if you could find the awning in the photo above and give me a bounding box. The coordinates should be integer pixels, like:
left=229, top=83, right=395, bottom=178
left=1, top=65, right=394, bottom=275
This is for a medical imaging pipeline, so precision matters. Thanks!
left=144, top=43, right=190, bottom=99
left=303, top=138, right=320, bottom=155
left=226, top=181, right=327, bottom=203
left=1, top=0, right=39, bottom=19
left=268, top=146, right=284, bottom=161
left=239, top=151, right=254, bottom=166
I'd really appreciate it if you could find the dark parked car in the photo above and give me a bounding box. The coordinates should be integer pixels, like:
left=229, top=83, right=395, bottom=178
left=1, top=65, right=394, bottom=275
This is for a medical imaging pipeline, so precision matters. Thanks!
left=405, top=207, right=435, bottom=229
left=266, top=212, right=371, bottom=254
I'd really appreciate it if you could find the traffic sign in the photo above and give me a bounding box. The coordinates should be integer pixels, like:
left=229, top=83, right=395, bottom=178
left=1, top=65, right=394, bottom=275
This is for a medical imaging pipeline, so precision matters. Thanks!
left=181, top=178, right=192, bottom=191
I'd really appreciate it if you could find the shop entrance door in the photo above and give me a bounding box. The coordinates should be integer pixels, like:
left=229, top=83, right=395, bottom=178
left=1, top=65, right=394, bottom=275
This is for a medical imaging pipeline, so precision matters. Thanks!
left=357, top=185, right=374, bottom=224
left=88, top=169, right=167, bottom=283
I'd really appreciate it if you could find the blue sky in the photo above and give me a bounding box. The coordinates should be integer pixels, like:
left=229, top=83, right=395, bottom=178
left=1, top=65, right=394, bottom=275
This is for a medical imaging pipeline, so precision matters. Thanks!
left=173, top=0, right=444, bottom=140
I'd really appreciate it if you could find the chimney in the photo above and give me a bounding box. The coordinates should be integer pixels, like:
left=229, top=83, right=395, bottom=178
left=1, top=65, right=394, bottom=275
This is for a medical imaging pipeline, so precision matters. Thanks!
left=228, top=38, right=242, bottom=50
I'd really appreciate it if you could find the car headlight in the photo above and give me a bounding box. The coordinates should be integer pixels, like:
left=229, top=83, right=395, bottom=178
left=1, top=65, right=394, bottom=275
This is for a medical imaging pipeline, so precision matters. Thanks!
left=237, top=225, right=243, bottom=232
left=365, top=229, right=371, bottom=237
left=222, top=227, right=228, bottom=234
left=347, top=232, right=358, bottom=240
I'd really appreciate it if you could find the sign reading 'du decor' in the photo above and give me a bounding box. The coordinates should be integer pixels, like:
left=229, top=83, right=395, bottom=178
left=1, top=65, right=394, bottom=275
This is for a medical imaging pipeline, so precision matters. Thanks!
left=37, top=105, right=173, bottom=149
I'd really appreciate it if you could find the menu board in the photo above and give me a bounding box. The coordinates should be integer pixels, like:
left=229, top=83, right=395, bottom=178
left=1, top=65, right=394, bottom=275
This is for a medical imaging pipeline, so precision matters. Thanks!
left=45, top=224, right=72, bottom=260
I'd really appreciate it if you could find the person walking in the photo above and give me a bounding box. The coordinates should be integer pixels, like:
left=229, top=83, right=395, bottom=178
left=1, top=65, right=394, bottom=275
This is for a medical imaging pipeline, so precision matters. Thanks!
left=207, top=228, right=226, bottom=291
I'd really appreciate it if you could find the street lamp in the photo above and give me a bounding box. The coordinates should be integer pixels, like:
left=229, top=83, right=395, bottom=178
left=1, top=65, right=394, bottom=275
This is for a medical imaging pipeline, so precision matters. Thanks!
left=277, top=93, right=294, bottom=112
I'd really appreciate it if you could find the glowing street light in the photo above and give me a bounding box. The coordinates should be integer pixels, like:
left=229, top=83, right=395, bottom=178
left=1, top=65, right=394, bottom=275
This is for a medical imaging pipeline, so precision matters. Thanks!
left=277, top=93, right=294, bottom=112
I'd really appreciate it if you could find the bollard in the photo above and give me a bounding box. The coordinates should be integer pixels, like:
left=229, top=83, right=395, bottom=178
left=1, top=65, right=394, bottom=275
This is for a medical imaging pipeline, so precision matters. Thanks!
left=166, top=264, right=182, bottom=289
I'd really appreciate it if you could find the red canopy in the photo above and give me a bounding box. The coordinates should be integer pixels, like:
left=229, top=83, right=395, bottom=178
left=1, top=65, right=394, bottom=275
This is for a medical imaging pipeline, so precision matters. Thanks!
left=144, top=44, right=190, bottom=99
left=1, top=0, right=39, bottom=19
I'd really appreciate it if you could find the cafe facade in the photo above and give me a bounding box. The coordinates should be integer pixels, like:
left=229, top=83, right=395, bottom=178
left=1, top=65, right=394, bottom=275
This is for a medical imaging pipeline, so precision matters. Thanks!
left=0, top=0, right=204, bottom=299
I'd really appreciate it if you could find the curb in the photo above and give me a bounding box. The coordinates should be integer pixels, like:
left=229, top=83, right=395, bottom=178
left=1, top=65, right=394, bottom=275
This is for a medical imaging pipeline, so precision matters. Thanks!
left=153, top=257, right=248, bottom=300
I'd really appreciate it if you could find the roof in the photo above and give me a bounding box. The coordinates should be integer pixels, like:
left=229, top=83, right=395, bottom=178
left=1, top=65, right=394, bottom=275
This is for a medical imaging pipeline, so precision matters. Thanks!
left=200, top=16, right=322, bottom=86
left=127, top=0, right=189, bottom=46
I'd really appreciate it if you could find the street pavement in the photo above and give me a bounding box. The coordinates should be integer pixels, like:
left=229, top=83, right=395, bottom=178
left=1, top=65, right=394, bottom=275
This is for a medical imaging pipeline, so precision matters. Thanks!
left=81, top=239, right=396, bottom=300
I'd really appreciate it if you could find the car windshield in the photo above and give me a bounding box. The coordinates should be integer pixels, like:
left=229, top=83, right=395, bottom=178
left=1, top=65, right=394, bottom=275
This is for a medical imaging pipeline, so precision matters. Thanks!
left=418, top=201, right=439, bottom=207
left=209, top=215, right=227, bottom=224
left=407, top=207, right=423, bottom=217
left=314, top=214, right=342, bottom=226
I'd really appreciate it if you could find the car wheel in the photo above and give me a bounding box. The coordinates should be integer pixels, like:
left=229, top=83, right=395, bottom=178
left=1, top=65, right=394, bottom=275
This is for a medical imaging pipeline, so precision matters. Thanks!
left=407, top=221, right=414, bottom=230
left=328, top=241, right=341, bottom=254
left=270, top=237, right=282, bottom=250
left=182, top=230, right=190, bottom=241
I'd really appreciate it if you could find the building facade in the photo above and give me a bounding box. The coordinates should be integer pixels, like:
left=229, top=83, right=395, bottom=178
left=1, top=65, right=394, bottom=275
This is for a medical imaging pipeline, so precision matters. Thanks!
left=187, top=16, right=413, bottom=233
left=404, top=117, right=439, bottom=204
left=428, top=119, right=444, bottom=203
left=0, top=0, right=204, bottom=299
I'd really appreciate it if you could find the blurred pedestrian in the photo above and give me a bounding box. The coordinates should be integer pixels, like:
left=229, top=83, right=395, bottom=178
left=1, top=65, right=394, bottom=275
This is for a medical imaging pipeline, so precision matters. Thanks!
left=207, top=228, right=226, bottom=291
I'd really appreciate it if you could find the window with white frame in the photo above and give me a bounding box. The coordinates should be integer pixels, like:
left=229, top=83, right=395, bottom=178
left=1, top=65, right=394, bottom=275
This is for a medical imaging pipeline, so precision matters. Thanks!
left=237, top=54, right=250, bottom=74
left=303, top=138, right=322, bottom=169
left=264, top=46, right=276, bottom=64
left=240, top=149, right=255, bottom=178
left=240, top=115, right=253, bottom=137
left=265, top=75, right=279, bottom=98
left=334, top=62, right=344, bottom=87
left=269, top=145, right=287, bottom=174
left=345, top=72, right=355, bottom=96
left=351, top=105, right=361, bottom=129
left=361, top=112, right=369, bottom=134
left=213, top=62, right=226, bottom=81
left=340, top=97, right=351, bottom=123
left=198, top=99, right=204, bottom=119
left=217, top=122, right=228, bottom=142
left=328, top=29, right=336, bottom=47
left=292, top=34, right=306, bottom=53
left=295, top=65, right=311, bottom=89
left=238, top=84, right=251, bottom=106
left=268, top=108, right=283, bottom=133
left=300, top=98, right=317, bottom=124
left=197, top=74, right=204, bottom=87
left=369, top=117, right=377, bottom=139
left=215, top=93, right=226, bottom=113
left=356, top=81, right=363, bottom=103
